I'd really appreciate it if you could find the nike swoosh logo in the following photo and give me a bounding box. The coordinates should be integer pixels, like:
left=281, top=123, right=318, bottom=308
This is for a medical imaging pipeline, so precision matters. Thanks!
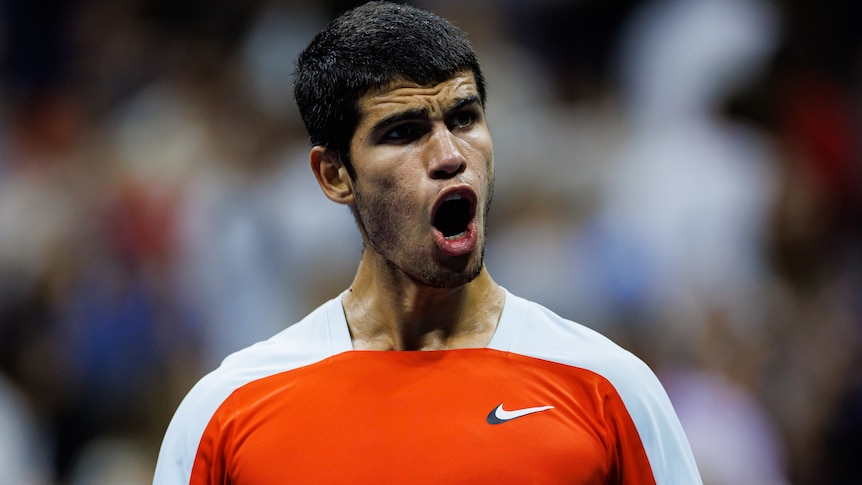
left=486, top=403, right=554, bottom=425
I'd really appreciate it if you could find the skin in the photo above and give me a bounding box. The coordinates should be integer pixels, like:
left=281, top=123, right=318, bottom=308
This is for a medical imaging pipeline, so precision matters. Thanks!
left=310, top=72, right=505, bottom=351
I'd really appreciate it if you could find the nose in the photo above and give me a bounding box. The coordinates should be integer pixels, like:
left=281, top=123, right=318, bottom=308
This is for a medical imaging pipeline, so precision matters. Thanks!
left=427, top=125, right=466, bottom=179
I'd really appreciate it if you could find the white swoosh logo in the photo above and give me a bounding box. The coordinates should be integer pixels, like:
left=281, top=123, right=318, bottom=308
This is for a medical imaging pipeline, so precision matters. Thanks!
left=487, top=403, right=554, bottom=424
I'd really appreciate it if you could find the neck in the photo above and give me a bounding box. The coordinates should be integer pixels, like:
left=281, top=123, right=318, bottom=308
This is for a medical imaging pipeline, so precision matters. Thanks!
left=342, top=254, right=505, bottom=351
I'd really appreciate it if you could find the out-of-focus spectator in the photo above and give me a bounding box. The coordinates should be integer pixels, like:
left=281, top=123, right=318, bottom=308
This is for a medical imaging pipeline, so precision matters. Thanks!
left=67, top=438, right=153, bottom=485
left=590, top=0, right=792, bottom=481
left=0, top=373, right=51, bottom=485
left=662, top=369, right=789, bottom=485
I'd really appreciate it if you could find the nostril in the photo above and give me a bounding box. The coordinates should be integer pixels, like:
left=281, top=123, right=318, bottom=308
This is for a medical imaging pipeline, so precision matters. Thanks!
left=432, top=169, right=457, bottom=179
left=430, top=159, right=466, bottom=179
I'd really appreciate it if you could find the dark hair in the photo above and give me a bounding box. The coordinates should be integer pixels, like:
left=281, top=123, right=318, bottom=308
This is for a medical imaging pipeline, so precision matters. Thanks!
left=293, top=1, right=486, bottom=178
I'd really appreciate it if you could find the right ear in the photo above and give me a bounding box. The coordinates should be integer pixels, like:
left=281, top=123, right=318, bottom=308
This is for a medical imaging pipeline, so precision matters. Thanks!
left=310, top=146, right=354, bottom=205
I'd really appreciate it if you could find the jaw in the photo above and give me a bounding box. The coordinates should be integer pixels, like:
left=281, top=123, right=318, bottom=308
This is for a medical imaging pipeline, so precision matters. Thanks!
left=355, top=222, right=487, bottom=291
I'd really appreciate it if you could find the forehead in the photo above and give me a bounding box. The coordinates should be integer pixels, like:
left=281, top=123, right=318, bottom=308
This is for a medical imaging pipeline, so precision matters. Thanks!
left=356, top=73, right=479, bottom=125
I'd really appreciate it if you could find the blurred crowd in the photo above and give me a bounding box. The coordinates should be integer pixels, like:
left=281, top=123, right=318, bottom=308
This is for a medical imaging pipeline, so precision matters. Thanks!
left=0, top=0, right=859, bottom=483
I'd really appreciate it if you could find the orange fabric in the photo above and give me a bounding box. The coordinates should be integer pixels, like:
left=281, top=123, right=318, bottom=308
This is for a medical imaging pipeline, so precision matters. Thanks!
left=190, top=349, right=656, bottom=484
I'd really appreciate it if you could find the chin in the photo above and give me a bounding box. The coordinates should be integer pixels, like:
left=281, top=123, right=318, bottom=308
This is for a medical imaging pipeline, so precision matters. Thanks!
left=414, top=253, right=485, bottom=289
left=417, top=271, right=479, bottom=289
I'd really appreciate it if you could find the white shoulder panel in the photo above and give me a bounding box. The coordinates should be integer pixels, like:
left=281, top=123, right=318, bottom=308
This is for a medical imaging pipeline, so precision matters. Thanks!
left=153, top=294, right=350, bottom=484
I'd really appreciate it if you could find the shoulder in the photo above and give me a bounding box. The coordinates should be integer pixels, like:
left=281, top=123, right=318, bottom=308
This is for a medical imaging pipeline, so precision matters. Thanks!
left=502, top=292, right=663, bottom=402
left=198, top=295, right=345, bottom=401
left=501, top=292, right=646, bottom=375
left=153, top=296, right=347, bottom=483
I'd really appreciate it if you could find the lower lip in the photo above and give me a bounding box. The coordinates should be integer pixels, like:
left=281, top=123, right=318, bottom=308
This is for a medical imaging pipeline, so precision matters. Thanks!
left=433, top=219, right=478, bottom=256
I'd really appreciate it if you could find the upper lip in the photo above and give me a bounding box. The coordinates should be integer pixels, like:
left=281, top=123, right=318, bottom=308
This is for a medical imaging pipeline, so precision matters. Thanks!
left=430, top=184, right=478, bottom=226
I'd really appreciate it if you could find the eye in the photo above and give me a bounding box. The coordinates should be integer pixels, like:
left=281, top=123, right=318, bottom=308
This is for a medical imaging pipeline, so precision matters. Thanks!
left=382, top=122, right=422, bottom=143
left=450, top=109, right=477, bottom=129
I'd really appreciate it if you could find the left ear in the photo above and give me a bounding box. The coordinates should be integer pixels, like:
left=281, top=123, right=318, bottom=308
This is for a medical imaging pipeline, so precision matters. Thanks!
left=310, top=146, right=354, bottom=205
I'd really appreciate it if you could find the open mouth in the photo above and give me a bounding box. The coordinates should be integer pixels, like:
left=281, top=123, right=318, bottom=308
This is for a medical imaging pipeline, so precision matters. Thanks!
left=433, top=192, right=475, bottom=240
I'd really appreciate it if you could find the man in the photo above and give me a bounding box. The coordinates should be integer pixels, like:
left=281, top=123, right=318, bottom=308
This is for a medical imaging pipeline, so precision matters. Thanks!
left=153, top=2, right=702, bottom=483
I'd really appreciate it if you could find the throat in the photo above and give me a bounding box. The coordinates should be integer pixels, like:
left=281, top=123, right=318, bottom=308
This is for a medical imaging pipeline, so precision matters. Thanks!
left=341, top=278, right=506, bottom=351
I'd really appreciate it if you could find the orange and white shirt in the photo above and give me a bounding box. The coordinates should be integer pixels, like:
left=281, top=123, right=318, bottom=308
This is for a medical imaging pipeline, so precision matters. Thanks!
left=154, top=291, right=701, bottom=484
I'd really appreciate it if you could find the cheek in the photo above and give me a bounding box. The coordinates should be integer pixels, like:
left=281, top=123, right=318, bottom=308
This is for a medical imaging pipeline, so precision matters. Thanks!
left=463, top=126, right=493, bottom=153
left=355, top=176, right=421, bottom=226
left=356, top=171, right=404, bottom=200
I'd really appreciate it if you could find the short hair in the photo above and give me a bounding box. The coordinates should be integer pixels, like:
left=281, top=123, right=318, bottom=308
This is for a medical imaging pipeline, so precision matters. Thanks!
left=293, top=1, right=487, bottom=178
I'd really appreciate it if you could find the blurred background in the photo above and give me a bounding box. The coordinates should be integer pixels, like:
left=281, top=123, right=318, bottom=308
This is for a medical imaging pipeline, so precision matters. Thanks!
left=0, top=0, right=859, bottom=483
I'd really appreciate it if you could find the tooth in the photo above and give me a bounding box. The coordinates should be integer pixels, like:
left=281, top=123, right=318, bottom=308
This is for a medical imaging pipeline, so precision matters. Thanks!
left=445, top=193, right=463, bottom=201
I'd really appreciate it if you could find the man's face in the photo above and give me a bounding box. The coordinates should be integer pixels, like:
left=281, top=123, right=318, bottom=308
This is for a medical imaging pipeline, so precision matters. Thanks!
left=348, top=72, right=494, bottom=288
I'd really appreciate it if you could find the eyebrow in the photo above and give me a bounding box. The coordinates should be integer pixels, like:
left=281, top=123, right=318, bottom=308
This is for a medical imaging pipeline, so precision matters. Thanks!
left=370, top=95, right=481, bottom=134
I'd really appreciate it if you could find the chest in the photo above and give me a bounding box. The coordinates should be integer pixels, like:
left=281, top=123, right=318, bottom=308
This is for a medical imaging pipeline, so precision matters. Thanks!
left=219, top=352, right=636, bottom=484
